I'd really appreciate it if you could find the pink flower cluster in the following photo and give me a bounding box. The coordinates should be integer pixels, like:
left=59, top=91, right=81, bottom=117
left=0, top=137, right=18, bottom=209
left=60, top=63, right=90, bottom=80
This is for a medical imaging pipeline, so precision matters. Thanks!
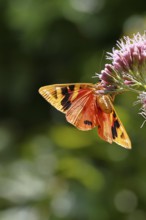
left=97, top=32, right=146, bottom=122
left=100, top=32, right=146, bottom=91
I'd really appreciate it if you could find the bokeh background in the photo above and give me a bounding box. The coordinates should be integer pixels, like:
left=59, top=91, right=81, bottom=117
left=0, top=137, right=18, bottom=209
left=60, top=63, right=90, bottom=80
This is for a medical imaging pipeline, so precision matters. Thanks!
left=0, top=0, right=146, bottom=219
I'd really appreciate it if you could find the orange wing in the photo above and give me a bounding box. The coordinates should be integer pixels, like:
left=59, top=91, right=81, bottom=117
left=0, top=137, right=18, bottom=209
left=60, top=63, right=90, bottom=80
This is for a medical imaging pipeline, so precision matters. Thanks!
left=39, top=83, right=98, bottom=130
left=39, top=83, right=131, bottom=149
left=97, top=100, right=131, bottom=148
left=110, top=109, right=131, bottom=148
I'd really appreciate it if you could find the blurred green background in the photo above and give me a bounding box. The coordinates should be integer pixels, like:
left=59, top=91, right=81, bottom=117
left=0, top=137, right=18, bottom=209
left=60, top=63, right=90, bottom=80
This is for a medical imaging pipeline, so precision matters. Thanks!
left=0, top=0, right=146, bottom=219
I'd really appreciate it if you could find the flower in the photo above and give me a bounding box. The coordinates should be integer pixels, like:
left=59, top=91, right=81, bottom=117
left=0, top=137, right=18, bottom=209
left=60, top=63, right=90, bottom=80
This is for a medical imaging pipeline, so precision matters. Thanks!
left=96, top=32, right=146, bottom=123
left=98, top=32, right=146, bottom=93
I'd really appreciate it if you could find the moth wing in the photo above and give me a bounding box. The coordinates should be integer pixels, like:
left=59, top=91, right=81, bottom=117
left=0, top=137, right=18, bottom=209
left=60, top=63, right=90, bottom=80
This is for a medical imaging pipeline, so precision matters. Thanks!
left=97, top=110, right=113, bottom=144
left=110, top=108, right=131, bottom=149
left=39, top=83, right=92, bottom=113
left=97, top=103, right=131, bottom=149
left=39, top=83, right=99, bottom=130
left=66, top=88, right=99, bottom=130
left=39, top=84, right=73, bottom=113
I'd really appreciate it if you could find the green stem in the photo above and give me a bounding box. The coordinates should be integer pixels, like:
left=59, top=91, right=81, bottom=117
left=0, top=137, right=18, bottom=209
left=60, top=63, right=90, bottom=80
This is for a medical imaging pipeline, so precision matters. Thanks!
left=126, top=86, right=141, bottom=94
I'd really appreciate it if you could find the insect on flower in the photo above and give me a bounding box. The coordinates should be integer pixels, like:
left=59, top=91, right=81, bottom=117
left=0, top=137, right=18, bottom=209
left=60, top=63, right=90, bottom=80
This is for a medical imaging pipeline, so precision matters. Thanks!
left=39, top=83, right=131, bottom=149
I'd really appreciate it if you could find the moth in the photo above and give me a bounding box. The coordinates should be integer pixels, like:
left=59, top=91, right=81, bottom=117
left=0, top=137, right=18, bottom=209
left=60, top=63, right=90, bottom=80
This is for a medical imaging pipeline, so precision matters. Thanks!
left=39, top=83, right=131, bottom=149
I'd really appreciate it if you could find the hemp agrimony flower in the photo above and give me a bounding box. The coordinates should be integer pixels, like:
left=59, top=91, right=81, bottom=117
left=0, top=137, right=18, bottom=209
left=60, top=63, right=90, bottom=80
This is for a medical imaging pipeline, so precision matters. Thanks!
left=96, top=32, right=146, bottom=123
